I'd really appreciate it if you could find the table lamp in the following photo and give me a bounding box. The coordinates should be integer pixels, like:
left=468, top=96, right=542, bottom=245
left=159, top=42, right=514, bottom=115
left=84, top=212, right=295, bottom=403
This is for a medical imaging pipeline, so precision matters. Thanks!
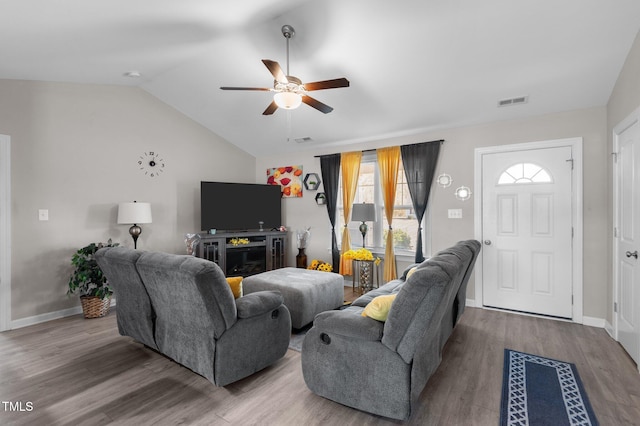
left=351, top=203, right=376, bottom=248
left=117, top=201, right=152, bottom=249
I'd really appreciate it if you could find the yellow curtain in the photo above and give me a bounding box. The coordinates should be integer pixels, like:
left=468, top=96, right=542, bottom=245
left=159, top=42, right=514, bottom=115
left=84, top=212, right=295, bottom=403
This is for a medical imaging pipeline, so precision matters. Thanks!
left=377, top=146, right=400, bottom=281
left=339, top=151, right=362, bottom=275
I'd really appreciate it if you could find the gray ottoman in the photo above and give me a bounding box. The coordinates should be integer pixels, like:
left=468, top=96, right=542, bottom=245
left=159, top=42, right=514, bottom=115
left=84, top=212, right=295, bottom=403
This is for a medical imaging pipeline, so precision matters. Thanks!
left=243, top=268, right=344, bottom=329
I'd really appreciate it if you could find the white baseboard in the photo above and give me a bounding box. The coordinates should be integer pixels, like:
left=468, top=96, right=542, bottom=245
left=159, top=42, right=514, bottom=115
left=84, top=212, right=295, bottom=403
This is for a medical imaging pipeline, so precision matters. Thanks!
left=604, top=320, right=615, bottom=339
left=582, top=316, right=605, bottom=328
left=465, top=300, right=605, bottom=329
left=9, top=299, right=116, bottom=330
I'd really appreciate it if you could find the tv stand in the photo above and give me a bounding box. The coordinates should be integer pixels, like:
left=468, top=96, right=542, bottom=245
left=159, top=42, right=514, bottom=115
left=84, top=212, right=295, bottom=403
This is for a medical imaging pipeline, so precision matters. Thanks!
left=194, top=230, right=287, bottom=277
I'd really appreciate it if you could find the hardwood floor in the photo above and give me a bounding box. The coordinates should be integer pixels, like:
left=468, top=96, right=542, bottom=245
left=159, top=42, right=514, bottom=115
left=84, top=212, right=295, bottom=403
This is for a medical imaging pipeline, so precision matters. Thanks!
left=1, top=290, right=639, bottom=425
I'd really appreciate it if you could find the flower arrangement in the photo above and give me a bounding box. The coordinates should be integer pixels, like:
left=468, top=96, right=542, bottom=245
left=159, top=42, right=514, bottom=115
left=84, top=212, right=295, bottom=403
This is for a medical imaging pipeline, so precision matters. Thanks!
left=308, top=259, right=333, bottom=272
left=343, top=248, right=382, bottom=265
left=342, top=248, right=374, bottom=261
left=229, top=237, right=249, bottom=246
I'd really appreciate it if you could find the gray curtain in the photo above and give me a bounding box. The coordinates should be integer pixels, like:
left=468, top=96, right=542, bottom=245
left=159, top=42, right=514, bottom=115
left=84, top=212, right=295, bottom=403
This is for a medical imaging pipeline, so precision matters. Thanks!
left=400, top=141, right=441, bottom=263
left=320, top=154, right=341, bottom=269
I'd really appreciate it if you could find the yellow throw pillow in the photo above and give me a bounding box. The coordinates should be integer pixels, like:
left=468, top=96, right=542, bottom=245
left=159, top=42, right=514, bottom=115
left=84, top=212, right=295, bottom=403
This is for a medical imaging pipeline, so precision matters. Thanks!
left=362, top=294, right=397, bottom=322
left=226, top=277, right=243, bottom=299
left=406, top=266, right=418, bottom=280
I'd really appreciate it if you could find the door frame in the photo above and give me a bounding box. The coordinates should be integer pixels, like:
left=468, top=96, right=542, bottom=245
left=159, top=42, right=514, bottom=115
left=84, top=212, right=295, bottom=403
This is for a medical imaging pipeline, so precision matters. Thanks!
left=474, top=138, right=584, bottom=323
left=613, top=106, right=640, bottom=344
left=0, top=134, right=11, bottom=331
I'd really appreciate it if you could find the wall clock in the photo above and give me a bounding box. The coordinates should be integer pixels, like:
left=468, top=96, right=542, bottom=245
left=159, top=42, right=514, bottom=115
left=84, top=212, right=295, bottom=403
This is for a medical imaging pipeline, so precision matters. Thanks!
left=138, top=151, right=165, bottom=177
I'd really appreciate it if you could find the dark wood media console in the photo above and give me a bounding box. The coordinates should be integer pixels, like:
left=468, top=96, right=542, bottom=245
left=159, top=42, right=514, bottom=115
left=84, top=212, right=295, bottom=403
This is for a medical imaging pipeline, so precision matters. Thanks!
left=194, top=230, right=287, bottom=277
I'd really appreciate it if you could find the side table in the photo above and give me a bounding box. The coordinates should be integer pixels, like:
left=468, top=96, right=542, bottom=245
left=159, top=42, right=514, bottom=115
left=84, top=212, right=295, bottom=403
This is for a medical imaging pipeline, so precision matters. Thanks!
left=352, top=259, right=381, bottom=294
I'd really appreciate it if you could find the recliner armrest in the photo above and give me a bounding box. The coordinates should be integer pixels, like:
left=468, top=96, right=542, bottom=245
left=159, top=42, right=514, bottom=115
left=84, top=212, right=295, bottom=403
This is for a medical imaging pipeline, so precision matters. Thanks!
left=313, top=310, right=384, bottom=341
left=236, top=290, right=284, bottom=319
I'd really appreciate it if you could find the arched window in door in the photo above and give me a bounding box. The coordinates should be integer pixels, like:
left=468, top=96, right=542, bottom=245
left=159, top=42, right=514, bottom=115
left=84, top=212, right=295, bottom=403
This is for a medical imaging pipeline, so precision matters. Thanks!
left=498, top=163, right=552, bottom=185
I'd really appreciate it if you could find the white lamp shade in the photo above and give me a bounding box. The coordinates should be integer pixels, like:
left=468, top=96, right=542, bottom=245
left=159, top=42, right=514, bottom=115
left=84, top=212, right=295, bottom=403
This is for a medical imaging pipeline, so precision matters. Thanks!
left=117, top=202, right=152, bottom=224
left=274, top=92, right=302, bottom=109
left=351, top=203, right=377, bottom=222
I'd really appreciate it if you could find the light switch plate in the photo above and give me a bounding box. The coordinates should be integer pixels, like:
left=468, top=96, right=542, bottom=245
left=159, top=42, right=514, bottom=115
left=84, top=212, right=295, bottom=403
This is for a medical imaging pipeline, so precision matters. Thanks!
left=448, top=209, right=462, bottom=219
left=38, top=209, right=49, bottom=221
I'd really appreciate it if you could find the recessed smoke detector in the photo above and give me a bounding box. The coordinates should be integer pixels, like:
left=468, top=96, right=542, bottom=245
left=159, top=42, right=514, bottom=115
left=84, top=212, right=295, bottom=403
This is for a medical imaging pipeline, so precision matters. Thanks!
left=123, top=71, right=142, bottom=78
left=498, top=95, right=528, bottom=107
left=294, top=137, right=314, bottom=143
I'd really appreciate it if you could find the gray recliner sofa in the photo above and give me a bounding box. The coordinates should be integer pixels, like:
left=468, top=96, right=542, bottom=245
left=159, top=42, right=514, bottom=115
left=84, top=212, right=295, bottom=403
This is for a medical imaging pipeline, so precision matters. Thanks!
left=95, top=247, right=291, bottom=387
left=301, top=240, right=481, bottom=420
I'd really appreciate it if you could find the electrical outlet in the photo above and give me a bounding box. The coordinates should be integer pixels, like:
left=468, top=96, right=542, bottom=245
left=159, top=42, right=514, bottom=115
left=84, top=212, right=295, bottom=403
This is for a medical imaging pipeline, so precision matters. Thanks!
left=38, top=209, right=49, bottom=221
left=448, top=209, right=462, bottom=219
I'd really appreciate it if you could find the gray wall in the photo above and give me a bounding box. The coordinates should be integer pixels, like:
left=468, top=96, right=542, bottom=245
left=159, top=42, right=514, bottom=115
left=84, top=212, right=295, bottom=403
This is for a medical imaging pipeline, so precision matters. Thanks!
left=257, top=106, right=608, bottom=319
left=5, top=28, right=639, bottom=324
left=1, top=80, right=256, bottom=321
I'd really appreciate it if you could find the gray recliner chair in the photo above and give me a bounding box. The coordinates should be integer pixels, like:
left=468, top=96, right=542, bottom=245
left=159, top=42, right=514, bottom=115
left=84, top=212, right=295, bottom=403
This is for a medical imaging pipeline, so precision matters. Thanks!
left=93, top=247, right=157, bottom=350
left=301, top=240, right=481, bottom=420
left=96, top=247, right=291, bottom=386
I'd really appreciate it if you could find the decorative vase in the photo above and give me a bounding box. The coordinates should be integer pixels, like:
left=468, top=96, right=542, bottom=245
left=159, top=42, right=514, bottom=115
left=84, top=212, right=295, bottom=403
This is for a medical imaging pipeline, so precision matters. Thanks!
left=296, top=248, right=308, bottom=268
left=353, top=260, right=374, bottom=293
left=80, top=295, right=111, bottom=319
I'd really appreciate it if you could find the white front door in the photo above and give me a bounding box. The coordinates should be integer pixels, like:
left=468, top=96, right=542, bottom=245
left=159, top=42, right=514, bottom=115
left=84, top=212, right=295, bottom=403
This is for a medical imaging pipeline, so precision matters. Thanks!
left=481, top=145, right=574, bottom=318
left=614, top=110, right=640, bottom=368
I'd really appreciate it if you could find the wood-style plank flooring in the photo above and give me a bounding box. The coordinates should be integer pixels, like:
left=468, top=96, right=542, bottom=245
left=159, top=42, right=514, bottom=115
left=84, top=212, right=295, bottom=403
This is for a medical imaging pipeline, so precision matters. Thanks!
left=1, top=289, right=639, bottom=425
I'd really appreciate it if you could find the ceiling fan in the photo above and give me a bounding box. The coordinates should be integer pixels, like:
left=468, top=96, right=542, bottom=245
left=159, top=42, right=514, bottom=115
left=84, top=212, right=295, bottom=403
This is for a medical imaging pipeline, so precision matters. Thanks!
left=220, top=25, right=350, bottom=115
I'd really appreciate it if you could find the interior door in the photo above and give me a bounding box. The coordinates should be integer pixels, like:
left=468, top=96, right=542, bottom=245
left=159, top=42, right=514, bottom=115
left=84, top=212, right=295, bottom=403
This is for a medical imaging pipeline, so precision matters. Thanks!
left=615, top=115, right=640, bottom=367
left=481, top=146, right=573, bottom=318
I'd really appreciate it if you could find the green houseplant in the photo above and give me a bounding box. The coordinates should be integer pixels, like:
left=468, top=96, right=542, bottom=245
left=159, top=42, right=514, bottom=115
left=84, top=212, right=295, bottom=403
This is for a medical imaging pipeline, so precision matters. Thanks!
left=68, top=239, right=118, bottom=318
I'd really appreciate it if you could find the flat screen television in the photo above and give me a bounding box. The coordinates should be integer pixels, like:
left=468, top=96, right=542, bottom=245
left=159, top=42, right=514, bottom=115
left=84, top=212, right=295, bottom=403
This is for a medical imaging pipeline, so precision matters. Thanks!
left=200, top=181, right=282, bottom=232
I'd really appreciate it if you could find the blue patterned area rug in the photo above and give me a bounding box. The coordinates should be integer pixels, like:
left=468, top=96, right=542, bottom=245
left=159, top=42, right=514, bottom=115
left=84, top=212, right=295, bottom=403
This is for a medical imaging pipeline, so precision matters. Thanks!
left=500, top=349, right=599, bottom=426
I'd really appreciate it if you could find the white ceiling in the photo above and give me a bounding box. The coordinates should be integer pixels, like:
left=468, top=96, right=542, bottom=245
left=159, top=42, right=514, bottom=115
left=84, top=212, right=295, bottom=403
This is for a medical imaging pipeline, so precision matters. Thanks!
left=2, top=0, right=640, bottom=157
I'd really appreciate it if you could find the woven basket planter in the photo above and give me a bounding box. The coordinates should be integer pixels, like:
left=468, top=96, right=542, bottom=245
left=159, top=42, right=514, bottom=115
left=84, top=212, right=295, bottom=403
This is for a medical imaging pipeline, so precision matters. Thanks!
left=80, top=295, right=111, bottom=319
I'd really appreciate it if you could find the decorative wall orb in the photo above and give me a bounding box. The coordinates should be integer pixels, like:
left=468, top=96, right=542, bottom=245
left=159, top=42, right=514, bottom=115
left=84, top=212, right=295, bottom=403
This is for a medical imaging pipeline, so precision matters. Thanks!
left=455, top=186, right=472, bottom=201
left=436, top=173, right=452, bottom=188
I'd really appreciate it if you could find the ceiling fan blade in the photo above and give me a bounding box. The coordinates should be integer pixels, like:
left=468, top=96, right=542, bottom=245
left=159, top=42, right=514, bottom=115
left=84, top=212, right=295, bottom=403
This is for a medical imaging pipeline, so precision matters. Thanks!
left=302, top=95, right=333, bottom=114
left=263, top=101, right=279, bottom=115
left=262, top=59, right=288, bottom=84
left=220, top=87, right=271, bottom=91
left=304, top=78, right=350, bottom=91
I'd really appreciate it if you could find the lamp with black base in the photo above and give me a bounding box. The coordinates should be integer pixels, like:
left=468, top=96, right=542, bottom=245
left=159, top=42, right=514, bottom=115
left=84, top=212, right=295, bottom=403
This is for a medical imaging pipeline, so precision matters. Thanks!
left=351, top=203, right=376, bottom=248
left=117, top=201, right=152, bottom=249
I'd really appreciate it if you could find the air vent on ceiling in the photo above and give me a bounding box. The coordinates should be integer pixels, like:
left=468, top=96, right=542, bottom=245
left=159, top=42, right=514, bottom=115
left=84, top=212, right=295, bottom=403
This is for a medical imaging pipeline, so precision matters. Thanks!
left=294, top=137, right=314, bottom=143
left=498, top=95, right=529, bottom=107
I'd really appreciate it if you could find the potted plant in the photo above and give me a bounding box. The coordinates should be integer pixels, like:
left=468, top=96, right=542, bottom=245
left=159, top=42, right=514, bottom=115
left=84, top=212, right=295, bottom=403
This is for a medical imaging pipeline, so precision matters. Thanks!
left=67, top=239, right=118, bottom=318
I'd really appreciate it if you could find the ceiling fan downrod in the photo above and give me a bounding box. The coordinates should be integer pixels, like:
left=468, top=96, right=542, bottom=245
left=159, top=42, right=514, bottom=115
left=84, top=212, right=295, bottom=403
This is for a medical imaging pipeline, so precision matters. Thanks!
left=281, top=25, right=295, bottom=76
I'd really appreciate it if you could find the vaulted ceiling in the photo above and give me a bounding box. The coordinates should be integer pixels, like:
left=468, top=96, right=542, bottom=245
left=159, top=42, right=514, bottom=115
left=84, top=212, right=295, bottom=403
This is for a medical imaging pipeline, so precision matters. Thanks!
left=2, top=0, right=640, bottom=156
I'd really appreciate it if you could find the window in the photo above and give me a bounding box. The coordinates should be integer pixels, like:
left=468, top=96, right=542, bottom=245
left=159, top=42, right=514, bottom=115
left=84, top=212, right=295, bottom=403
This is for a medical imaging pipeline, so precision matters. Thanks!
left=337, top=152, right=427, bottom=256
left=498, top=163, right=552, bottom=184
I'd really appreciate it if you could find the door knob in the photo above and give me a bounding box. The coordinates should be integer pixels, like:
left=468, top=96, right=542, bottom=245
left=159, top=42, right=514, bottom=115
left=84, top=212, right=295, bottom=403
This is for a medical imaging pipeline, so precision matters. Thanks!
left=626, top=250, right=638, bottom=259
left=484, top=240, right=492, bottom=245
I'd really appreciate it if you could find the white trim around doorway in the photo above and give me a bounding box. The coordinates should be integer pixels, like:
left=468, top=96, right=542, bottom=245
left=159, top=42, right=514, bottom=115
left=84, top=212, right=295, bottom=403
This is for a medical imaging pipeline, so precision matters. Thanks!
left=0, top=135, right=11, bottom=332
left=473, top=137, right=584, bottom=323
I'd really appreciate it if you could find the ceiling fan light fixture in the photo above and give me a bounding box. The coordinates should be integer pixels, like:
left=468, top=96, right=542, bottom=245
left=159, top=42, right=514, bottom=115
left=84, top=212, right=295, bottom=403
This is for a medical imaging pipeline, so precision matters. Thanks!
left=274, top=91, right=302, bottom=109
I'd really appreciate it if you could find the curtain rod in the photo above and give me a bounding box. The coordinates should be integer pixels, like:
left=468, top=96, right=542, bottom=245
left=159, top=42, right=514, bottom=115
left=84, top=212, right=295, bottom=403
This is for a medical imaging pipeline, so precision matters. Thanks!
left=314, top=139, right=445, bottom=158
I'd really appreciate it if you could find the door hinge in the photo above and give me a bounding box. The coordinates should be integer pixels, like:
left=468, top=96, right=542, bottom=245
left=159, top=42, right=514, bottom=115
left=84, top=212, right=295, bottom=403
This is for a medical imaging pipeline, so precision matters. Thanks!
left=614, top=227, right=618, bottom=238
left=614, top=302, right=618, bottom=313
left=566, top=158, right=574, bottom=170
left=572, top=295, right=574, bottom=305
left=571, top=227, right=574, bottom=238
left=611, top=152, right=618, bottom=163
